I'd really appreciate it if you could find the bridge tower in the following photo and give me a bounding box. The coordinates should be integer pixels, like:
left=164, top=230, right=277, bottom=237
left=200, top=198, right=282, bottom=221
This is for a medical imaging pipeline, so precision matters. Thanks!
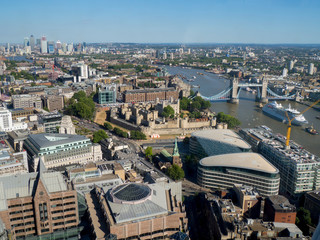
left=259, top=77, right=268, bottom=103
left=229, top=78, right=239, bottom=104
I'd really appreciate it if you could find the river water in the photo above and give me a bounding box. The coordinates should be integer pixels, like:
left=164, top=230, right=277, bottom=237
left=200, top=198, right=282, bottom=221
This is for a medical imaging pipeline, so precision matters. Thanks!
left=165, top=66, right=320, bottom=156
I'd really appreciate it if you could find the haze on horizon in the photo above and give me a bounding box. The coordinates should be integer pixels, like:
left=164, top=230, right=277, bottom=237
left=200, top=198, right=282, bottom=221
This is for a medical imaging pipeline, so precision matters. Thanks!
left=1, top=0, right=320, bottom=44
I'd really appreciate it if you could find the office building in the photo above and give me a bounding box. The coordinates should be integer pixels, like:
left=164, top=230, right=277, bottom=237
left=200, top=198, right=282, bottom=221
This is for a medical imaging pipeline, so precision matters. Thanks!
left=282, top=68, right=288, bottom=77
left=0, top=148, right=28, bottom=176
left=29, top=35, right=35, bottom=51
left=98, top=84, right=117, bottom=104
left=67, top=161, right=124, bottom=194
left=24, top=37, right=29, bottom=48
left=0, top=107, right=27, bottom=132
left=61, top=43, right=67, bottom=53
left=263, top=195, right=296, bottom=224
left=12, top=95, right=42, bottom=109
left=163, top=52, right=167, bottom=60
left=86, top=182, right=188, bottom=239
left=71, top=62, right=88, bottom=82
left=41, top=95, right=64, bottom=112
left=24, top=133, right=103, bottom=171
left=308, top=63, right=315, bottom=75
left=56, top=40, right=61, bottom=49
left=190, top=129, right=251, bottom=158
left=39, top=113, right=62, bottom=133
left=197, top=152, right=280, bottom=196
left=233, top=184, right=261, bottom=218
left=242, top=126, right=320, bottom=199
left=67, top=44, right=73, bottom=53
left=0, top=163, right=81, bottom=239
left=40, top=36, right=47, bottom=54
left=47, top=41, right=55, bottom=54
left=289, top=60, right=295, bottom=70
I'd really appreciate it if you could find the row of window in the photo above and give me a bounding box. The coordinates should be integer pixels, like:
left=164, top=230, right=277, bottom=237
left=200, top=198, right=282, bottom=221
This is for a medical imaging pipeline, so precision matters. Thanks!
left=10, top=209, right=33, bottom=215
left=51, top=201, right=75, bottom=208
left=52, top=207, right=76, bottom=214
left=50, top=195, right=75, bottom=202
left=8, top=202, right=32, bottom=208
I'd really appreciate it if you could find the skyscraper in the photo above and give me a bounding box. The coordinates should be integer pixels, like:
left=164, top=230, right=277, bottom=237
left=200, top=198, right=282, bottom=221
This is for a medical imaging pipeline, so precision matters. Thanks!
left=56, top=40, right=62, bottom=49
left=47, top=41, right=55, bottom=54
left=308, top=63, right=314, bottom=75
left=40, top=36, right=47, bottom=54
left=29, top=35, right=35, bottom=50
left=289, top=60, right=295, bottom=70
left=24, top=37, right=29, bottom=47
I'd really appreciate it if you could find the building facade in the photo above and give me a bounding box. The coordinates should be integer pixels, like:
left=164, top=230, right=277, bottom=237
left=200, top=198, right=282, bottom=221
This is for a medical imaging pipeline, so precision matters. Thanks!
left=197, top=153, right=280, bottom=196
left=12, top=95, right=42, bottom=109
left=0, top=167, right=80, bottom=240
left=86, top=182, right=188, bottom=240
left=241, top=126, right=320, bottom=200
left=123, top=88, right=179, bottom=103
left=190, top=129, right=251, bottom=158
left=23, top=133, right=103, bottom=171
left=0, top=107, right=27, bottom=132
left=41, top=95, right=64, bottom=112
left=98, top=84, right=117, bottom=104
left=263, top=195, right=296, bottom=224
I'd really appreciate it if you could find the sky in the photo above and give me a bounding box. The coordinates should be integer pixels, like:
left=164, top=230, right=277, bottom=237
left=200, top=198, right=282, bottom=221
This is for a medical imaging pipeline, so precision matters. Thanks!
left=1, top=0, right=320, bottom=44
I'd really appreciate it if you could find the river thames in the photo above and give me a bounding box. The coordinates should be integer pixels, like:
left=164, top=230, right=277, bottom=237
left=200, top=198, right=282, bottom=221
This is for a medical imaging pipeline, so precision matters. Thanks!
left=165, top=66, right=320, bottom=156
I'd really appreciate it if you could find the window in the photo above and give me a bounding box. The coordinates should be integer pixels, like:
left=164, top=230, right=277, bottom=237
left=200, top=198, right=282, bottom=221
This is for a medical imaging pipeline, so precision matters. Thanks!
left=39, top=202, right=48, bottom=222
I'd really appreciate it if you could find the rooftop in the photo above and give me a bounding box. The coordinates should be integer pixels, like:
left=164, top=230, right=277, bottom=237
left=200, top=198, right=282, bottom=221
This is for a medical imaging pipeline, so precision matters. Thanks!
left=27, top=133, right=90, bottom=149
left=106, top=183, right=168, bottom=224
left=0, top=171, right=68, bottom=211
left=267, top=195, right=296, bottom=212
left=199, top=152, right=279, bottom=174
left=242, top=126, right=320, bottom=165
left=192, top=129, right=251, bottom=150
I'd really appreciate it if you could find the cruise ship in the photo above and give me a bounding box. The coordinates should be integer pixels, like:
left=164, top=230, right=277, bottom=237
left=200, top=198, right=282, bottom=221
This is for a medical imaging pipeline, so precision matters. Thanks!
left=262, top=101, right=308, bottom=126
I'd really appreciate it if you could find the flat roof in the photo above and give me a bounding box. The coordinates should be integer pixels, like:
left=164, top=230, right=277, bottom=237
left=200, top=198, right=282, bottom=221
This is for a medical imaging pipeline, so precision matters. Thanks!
left=199, top=152, right=278, bottom=174
left=192, top=129, right=251, bottom=150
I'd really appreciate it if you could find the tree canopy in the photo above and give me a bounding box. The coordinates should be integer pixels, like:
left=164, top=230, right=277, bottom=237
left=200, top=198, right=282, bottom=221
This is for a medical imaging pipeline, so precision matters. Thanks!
left=113, top=127, right=128, bottom=138
left=167, top=164, right=185, bottom=181
left=104, top=122, right=113, bottom=131
left=93, top=130, right=108, bottom=143
left=66, top=91, right=95, bottom=120
left=162, top=105, right=175, bottom=118
left=179, top=96, right=211, bottom=119
left=296, top=207, right=312, bottom=236
left=216, top=112, right=241, bottom=128
left=130, top=130, right=147, bottom=140
left=145, top=146, right=153, bottom=161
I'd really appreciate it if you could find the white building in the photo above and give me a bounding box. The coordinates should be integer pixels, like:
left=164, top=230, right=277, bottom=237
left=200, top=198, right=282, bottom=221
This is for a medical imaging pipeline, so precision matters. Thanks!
left=308, top=63, right=315, bottom=75
left=40, top=36, right=47, bottom=54
left=282, top=68, right=288, bottom=77
left=71, top=62, right=88, bottom=82
left=0, top=107, right=27, bottom=132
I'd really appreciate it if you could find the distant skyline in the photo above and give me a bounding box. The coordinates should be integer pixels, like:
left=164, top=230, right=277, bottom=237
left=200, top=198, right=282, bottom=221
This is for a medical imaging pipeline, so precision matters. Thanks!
left=1, top=0, right=320, bottom=44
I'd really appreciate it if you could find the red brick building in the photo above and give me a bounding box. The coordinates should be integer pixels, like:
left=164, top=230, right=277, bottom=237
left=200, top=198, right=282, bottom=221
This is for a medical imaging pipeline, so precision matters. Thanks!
left=123, top=88, right=179, bottom=103
left=263, top=195, right=296, bottom=224
left=0, top=162, right=80, bottom=239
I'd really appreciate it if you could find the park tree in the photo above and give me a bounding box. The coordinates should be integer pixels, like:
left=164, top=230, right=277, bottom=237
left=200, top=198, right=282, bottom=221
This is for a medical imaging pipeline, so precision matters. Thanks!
left=130, top=130, right=147, bottom=140
left=93, top=130, right=109, bottom=143
left=296, top=207, right=312, bottom=235
left=217, top=112, right=241, bottom=128
left=104, top=122, right=113, bottom=131
left=162, top=105, right=175, bottom=118
left=145, top=147, right=153, bottom=161
left=167, top=164, right=185, bottom=181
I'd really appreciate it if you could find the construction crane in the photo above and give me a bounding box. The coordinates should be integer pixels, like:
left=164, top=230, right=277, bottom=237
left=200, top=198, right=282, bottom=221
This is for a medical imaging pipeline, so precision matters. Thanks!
left=285, top=99, right=320, bottom=148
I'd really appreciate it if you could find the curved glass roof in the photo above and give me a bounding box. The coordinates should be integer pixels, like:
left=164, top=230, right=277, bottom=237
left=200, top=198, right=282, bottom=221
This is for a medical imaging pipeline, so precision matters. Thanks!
left=111, top=183, right=151, bottom=202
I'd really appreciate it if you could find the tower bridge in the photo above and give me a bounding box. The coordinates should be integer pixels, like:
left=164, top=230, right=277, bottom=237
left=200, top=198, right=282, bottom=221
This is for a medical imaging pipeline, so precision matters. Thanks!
left=196, top=78, right=298, bottom=104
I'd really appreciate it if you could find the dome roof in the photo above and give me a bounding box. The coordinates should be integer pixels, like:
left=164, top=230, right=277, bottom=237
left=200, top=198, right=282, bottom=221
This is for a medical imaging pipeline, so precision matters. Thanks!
left=110, top=183, right=152, bottom=203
